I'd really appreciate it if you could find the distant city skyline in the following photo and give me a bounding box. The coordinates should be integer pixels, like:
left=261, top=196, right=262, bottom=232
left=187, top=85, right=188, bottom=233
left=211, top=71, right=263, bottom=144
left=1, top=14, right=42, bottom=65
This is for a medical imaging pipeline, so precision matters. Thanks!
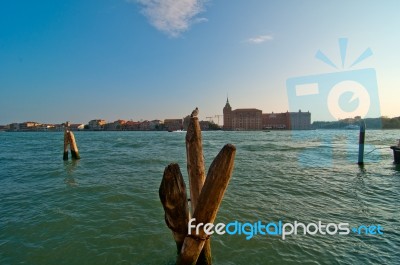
left=1, top=1, right=399, bottom=124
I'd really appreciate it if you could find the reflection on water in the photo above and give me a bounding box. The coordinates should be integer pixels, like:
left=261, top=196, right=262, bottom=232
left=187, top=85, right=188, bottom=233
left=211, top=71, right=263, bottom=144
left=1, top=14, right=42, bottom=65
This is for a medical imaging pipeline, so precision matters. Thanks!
left=64, top=160, right=80, bottom=187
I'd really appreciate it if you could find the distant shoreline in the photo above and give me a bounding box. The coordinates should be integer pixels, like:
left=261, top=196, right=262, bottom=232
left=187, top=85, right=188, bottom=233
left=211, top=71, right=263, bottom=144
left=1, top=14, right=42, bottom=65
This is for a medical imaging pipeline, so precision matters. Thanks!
left=2, top=128, right=400, bottom=133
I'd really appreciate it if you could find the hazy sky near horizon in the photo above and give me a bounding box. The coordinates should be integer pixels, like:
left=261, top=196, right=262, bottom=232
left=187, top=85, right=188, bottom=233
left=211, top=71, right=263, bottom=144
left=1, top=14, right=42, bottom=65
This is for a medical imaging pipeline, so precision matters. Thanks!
left=1, top=0, right=399, bottom=124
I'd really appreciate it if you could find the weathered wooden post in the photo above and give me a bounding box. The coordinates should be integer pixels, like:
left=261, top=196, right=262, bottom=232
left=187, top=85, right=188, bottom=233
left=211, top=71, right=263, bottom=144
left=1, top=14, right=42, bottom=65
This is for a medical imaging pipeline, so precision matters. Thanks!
left=159, top=164, right=190, bottom=251
left=185, top=116, right=211, bottom=264
left=160, top=108, right=236, bottom=265
left=390, top=139, right=400, bottom=164
left=63, top=129, right=69, bottom=161
left=68, top=130, right=80, bottom=159
left=358, top=120, right=366, bottom=165
left=63, top=121, right=80, bottom=160
left=186, top=116, right=206, bottom=211
left=178, top=144, right=236, bottom=265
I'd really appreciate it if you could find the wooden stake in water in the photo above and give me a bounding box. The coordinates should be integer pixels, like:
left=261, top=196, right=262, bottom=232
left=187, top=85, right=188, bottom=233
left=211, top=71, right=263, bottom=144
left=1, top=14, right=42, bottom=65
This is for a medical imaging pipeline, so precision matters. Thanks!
left=358, top=120, right=366, bottom=165
left=178, top=144, right=236, bottom=265
left=68, top=130, right=80, bottom=159
left=63, top=122, right=70, bottom=161
left=159, top=163, right=190, bottom=252
left=63, top=129, right=69, bottom=161
left=160, top=111, right=236, bottom=265
left=186, top=117, right=206, bottom=213
left=185, top=117, right=211, bottom=265
left=63, top=122, right=80, bottom=160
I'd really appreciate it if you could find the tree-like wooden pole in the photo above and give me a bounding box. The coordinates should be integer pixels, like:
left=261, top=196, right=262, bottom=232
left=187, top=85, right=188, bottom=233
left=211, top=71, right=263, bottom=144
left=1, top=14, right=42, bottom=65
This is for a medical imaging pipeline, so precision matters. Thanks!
left=159, top=163, right=190, bottom=252
left=185, top=117, right=211, bottom=264
left=178, top=144, right=236, bottom=265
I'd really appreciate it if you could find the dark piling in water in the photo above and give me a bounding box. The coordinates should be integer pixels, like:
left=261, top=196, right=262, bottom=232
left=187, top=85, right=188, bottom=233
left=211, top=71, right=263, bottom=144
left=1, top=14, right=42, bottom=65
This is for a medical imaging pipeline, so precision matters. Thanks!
left=63, top=130, right=69, bottom=161
left=390, top=144, right=400, bottom=164
left=358, top=120, right=366, bottom=165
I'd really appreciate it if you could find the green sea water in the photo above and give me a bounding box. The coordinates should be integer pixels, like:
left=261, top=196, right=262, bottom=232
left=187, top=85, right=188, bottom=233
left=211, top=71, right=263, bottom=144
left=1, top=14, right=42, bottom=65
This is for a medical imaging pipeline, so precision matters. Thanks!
left=0, top=130, right=399, bottom=265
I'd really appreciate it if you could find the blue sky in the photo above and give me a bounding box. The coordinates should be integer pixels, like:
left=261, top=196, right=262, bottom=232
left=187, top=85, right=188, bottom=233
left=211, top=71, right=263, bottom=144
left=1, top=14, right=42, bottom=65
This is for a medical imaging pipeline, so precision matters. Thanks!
left=1, top=0, right=399, bottom=124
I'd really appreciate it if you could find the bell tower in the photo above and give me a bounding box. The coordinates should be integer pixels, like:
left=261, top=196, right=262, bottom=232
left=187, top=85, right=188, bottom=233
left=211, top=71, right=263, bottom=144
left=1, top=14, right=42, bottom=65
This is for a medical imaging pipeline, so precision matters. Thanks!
left=223, top=97, right=232, bottom=130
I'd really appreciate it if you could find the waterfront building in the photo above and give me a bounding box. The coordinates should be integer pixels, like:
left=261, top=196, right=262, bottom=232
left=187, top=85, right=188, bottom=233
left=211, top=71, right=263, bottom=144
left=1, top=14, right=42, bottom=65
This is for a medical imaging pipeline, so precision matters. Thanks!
left=139, top=120, right=152, bottom=130
left=125, top=121, right=141, bottom=130
left=223, top=98, right=311, bottom=130
left=262, top=111, right=310, bottom=130
left=19, top=121, right=40, bottom=131
left=288, top=110, right=311, bottom=130
left=164, top=118, right=183, bottom=131
left=223, top=98, right=263, bottom=130
left=88, top=119, right=106, bottom=130
left=9, top=123, right=20, bottom=131
left=104, top=120, right=126, bottom=131
left=199, top=120, right=214, bottom=130
left=69, top=124, right=85, bottom=131
left=149, top=120, right=163, bottom=130
left=223, top=98, right=233, bottom=130
left=36, top=124, right=56, bottom=131
left=262, top=112, right=290, bottom=129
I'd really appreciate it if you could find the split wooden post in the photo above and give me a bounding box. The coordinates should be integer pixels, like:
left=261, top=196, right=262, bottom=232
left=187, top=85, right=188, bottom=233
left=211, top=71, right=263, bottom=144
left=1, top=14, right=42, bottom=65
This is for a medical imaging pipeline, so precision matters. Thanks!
left=159, top=163, right=190, bottom=252
left=68, top=130, right=80, bottom=159
left=185, top=117, right=211, bottom=264
left=178, top=144, right=236, bottom=265
left=63, top=121, right=80, bottom=160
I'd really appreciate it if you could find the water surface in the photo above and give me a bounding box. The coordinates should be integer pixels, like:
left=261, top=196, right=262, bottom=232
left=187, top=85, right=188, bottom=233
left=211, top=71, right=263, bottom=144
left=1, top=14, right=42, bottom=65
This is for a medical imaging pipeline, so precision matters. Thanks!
left=0, top=130, right=399, bottom=264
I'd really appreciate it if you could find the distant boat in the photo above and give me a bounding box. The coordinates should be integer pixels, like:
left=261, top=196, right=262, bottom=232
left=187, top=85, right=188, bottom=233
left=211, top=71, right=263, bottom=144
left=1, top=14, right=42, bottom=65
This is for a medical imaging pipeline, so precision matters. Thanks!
left=168, top=129, right=185, bottom=132
left=344, top=124, right=359, bottom=130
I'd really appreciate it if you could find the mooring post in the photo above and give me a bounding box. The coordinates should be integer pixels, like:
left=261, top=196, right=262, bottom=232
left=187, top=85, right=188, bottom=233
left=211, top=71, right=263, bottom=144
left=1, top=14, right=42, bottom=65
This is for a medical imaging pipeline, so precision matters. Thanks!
left=68, top=130, right=80, bottom=160
left=63, top=130, right=69, bottom=160
left=185, top=117, right=211, bottom=265
left=63, top=122, right=70, bottom=161
left=390, top=139, right=400, bottom=164
left=63, top=121, right=80, bottom=160
left=177, top=144, right=236, bottom=265
left=186, top=117, right=206, bottom=212
left=159, top=164, right=190, bottom=252
left=358, top=120, right=366, bottom=165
